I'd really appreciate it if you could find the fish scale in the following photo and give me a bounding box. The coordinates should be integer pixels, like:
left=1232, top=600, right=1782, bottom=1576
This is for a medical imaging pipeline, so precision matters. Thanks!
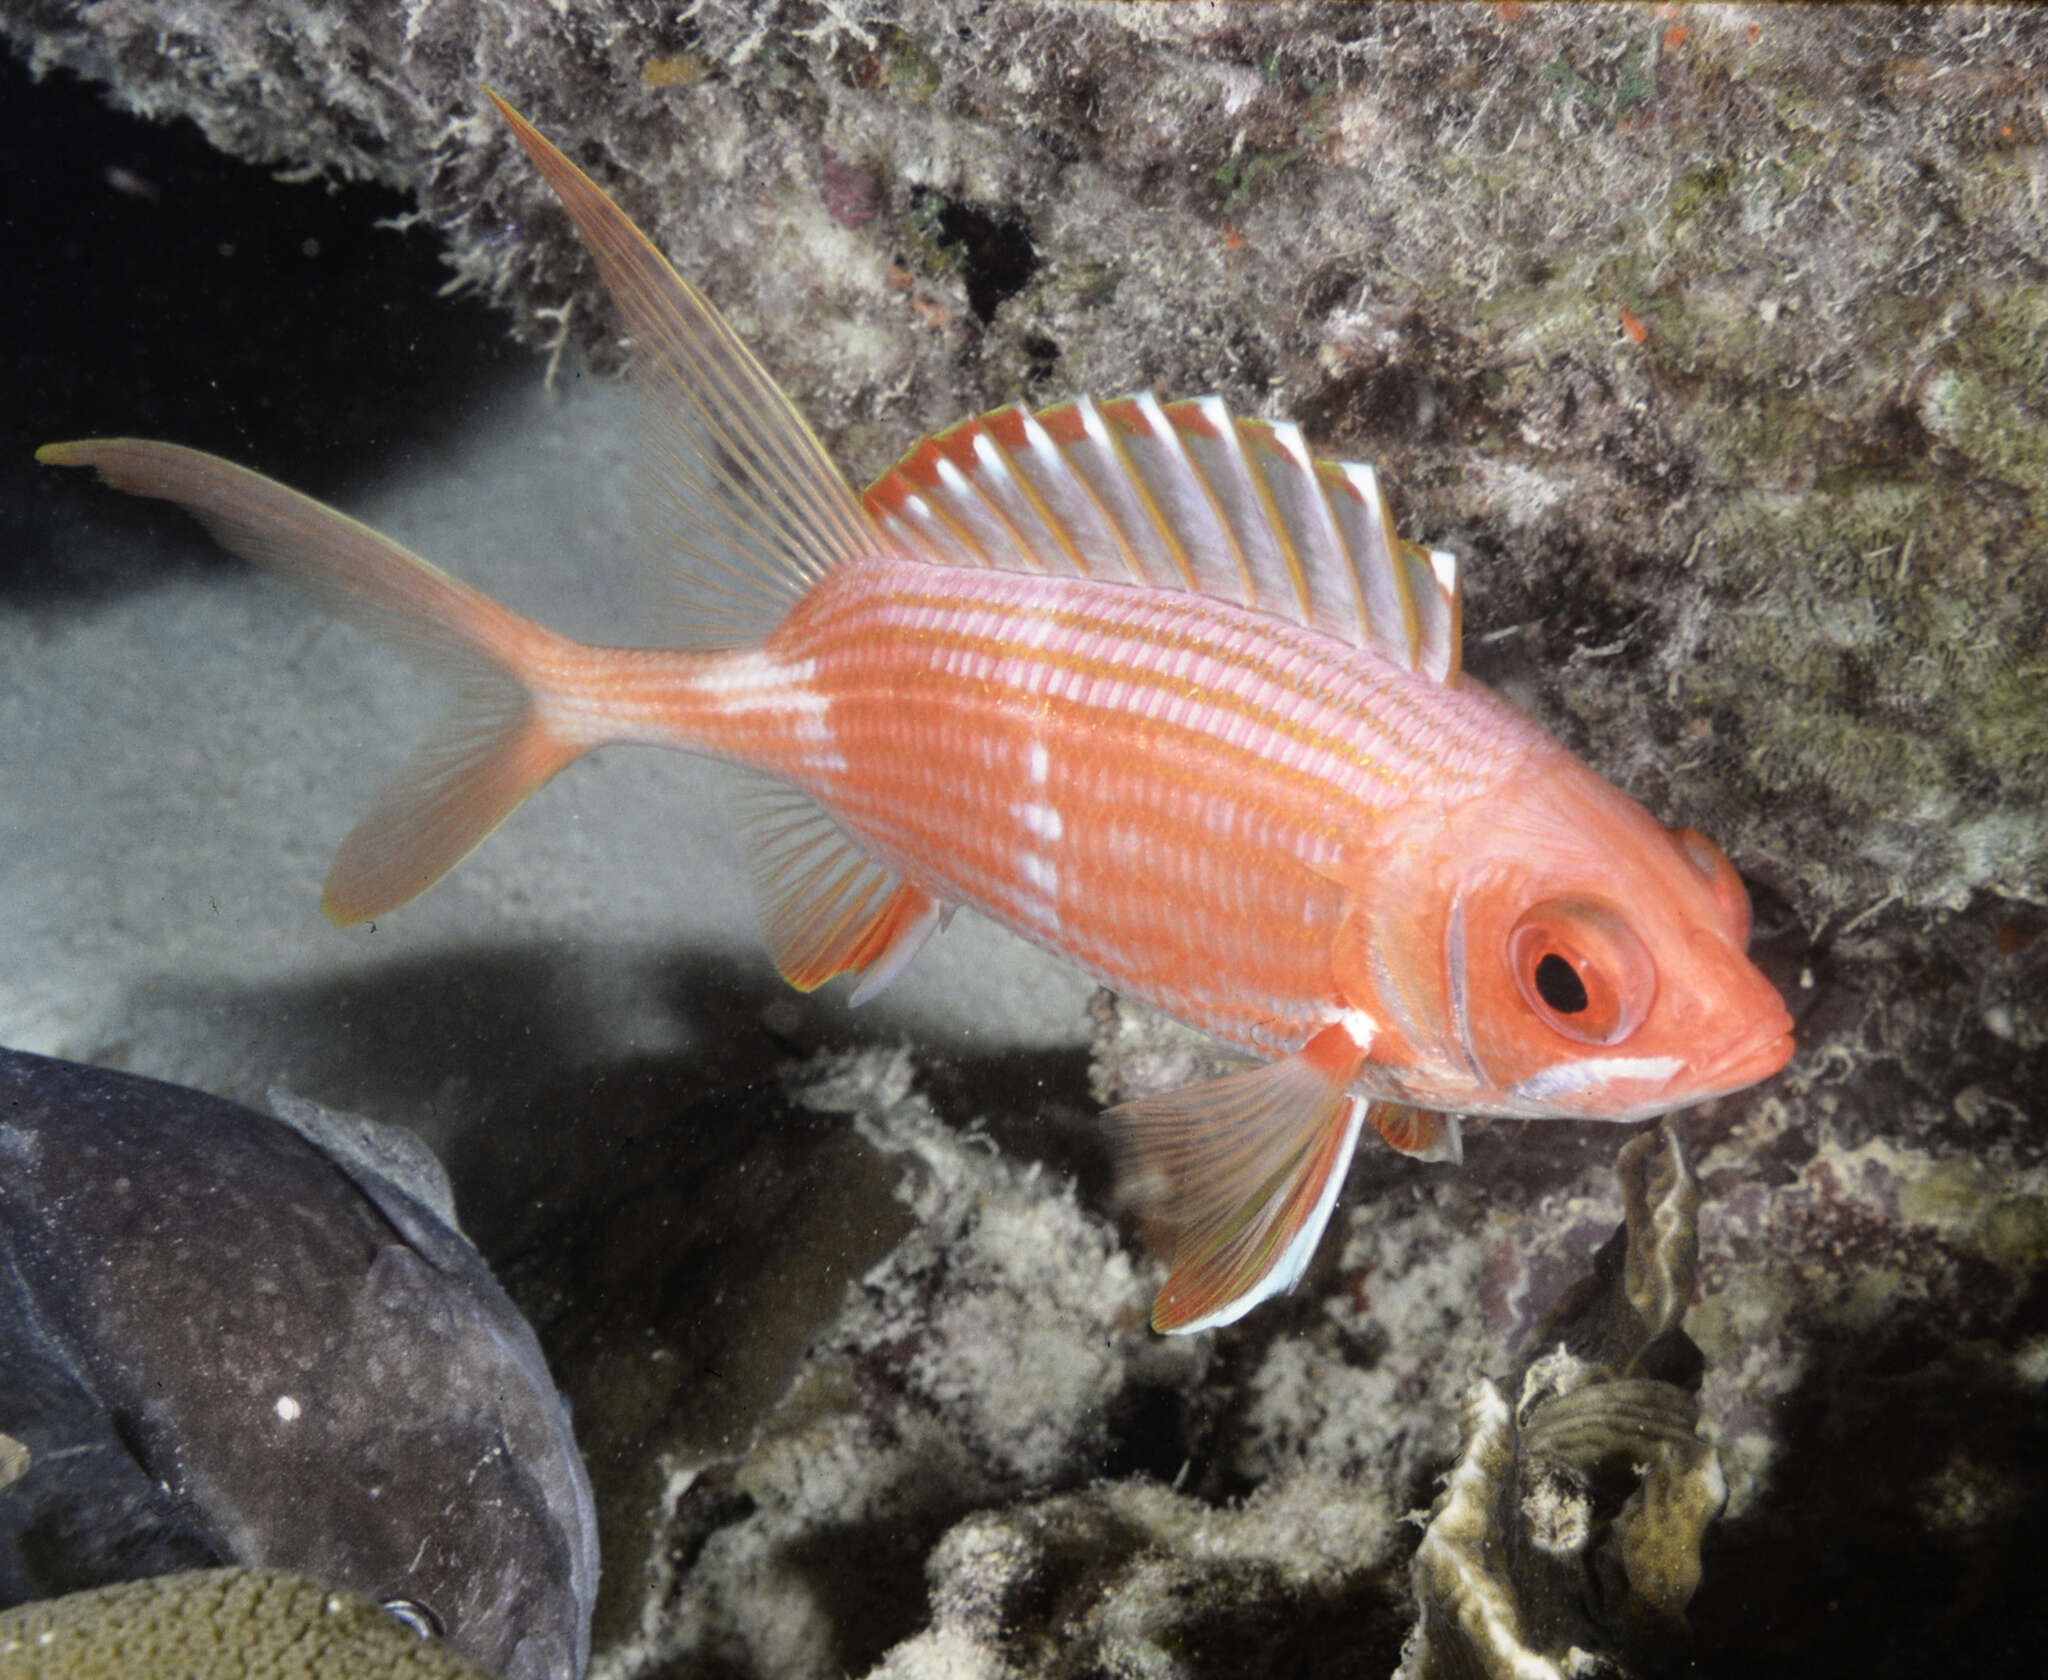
left=39, top=92, right=1794, bottom=1335
left=660, top=556, right=1528, bottom=1057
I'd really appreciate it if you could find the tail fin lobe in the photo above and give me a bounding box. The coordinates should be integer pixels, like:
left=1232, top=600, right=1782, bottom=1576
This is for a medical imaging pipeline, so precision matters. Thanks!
left=38, top=438, right=585, bottom=922
left=322, top=682, right=579, bottom=925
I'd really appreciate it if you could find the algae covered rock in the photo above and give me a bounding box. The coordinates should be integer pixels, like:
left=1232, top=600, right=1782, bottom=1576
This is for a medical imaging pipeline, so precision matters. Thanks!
left=572, top=1048, right=1414, bottom=1680
left=1402, top=1123, right=1723, bottom=1680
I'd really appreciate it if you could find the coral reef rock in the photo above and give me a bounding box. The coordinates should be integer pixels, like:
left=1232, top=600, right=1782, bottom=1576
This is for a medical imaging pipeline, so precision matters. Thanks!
left=1401, top=1123, right=1722, bottom=1680
left=0, top=1568, right=496, bottom=1679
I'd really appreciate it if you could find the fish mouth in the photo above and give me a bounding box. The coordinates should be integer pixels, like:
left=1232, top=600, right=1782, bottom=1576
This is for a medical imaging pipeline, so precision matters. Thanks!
left=1686, top=1008, right=1796, bottom=1098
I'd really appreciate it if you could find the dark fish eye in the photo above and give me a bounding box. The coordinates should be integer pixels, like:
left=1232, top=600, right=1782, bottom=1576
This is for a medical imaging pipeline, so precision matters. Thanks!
left=1508, top=899, right=1656, bottom=1045
left=1533, top=952, right=1589, bottom=1014
left=381, top=1598, right=444, bottom=1639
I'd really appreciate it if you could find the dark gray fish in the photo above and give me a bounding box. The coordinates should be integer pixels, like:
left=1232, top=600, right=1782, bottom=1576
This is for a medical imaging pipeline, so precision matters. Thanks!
left=0, top=1047, right=596, bottom=1680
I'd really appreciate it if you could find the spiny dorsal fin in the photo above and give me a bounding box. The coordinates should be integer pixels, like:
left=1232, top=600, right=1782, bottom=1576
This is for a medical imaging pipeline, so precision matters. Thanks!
left=863, top=393, right=1463, bottom=681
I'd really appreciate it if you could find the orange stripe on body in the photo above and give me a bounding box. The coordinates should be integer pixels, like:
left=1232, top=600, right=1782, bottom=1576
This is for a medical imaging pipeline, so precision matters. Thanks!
left=752, top=560, right=1532, bottom=1050
left=543, top=557, right=1537, bottom=1054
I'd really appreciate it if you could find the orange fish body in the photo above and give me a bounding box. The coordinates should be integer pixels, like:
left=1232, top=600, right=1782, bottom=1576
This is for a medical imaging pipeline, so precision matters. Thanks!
left=40, top=95, right=1793, bottom=1332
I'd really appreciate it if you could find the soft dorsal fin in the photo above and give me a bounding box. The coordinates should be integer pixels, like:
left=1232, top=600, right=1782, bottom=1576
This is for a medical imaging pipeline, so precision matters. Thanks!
left=863, top=393, right=1463, bottom=680
left=487, top=91, right=881, bottom=649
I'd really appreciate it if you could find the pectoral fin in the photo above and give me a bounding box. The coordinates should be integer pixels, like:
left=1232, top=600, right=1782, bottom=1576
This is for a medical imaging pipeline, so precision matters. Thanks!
left=1109, top=1021, right=1370, bottom=1334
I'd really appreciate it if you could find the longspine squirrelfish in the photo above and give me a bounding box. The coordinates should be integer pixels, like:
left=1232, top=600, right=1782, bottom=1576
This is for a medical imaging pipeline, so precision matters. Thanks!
left=39, top=93, right=1794, bottom=1333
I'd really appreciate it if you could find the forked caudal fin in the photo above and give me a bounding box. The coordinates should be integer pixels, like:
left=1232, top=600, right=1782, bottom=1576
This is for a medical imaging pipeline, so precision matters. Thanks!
left=36, top=94, right=886, bottom=951
left=34, top=439, right=585, bottom=925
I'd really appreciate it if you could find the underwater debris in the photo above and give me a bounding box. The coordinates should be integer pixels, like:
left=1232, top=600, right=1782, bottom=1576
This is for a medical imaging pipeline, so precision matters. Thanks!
left=0, top=1568, right=496, bottom=1678
left=1400, top=1122, right=1723, bottom=1679
left=0, top=1048, right=595, bottom=1680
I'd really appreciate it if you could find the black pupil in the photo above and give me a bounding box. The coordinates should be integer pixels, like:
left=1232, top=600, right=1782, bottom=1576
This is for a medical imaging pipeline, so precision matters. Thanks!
left=1534, top=952, right=1589, bottom=1014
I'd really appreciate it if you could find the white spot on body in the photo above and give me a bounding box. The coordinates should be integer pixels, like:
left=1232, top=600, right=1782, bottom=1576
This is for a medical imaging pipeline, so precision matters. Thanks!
left=1028, top=739, right=1050, bottom=784
left=1019, top=851, right=1059, bottom=898
left=1325, top=1008, right=1378, bottom=1053
left=1018, top=801, right=1063, bottom=842
left=694, top=650, right=821, bottom=711
left=692, top=649, right=842, bottom=764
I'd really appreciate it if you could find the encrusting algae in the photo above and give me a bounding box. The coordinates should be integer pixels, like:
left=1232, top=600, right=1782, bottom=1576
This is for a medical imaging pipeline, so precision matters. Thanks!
left=1401, top=1122, right=1724, bottom=1679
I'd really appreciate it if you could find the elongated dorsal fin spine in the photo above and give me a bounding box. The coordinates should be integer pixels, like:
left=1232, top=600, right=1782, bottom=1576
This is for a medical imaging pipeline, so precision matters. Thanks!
left=864, top=392, right=1464, bottom=681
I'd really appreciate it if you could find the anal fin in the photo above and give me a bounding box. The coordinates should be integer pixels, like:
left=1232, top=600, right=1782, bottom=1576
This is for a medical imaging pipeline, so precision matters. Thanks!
left=738, top=784, right=942, bottom=998
left=1369, top=1101, right=1464, bottom=1165
left=846, top=888, right=944, bottom=1005
left=1109, top=1020, right=1370, bottom=1334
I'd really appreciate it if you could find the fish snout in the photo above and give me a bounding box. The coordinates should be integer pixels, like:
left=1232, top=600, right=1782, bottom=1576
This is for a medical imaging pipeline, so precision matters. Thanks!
left=1689, top=1004, right=1795, bottom=1097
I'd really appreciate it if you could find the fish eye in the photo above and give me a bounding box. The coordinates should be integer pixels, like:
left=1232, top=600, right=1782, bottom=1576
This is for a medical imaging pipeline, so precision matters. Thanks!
left=380, top=1598, right=444, bottom=1640
left=1508, top=899, right=1656, bottom=1044
left=1669, top=826, right=1752, bottom=947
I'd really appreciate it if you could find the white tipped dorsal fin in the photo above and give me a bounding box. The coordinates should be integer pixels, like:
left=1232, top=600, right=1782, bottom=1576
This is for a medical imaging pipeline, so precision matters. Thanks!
left=487, top=92, right=881, bottom=650
left=863, top=393, right=1463, bottom=680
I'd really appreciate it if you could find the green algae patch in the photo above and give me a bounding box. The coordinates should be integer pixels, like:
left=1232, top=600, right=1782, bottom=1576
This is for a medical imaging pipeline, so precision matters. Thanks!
left=1684, top=468, right=2047, bottom=909
left=1894, top=1156, right=2048, bottom=1275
